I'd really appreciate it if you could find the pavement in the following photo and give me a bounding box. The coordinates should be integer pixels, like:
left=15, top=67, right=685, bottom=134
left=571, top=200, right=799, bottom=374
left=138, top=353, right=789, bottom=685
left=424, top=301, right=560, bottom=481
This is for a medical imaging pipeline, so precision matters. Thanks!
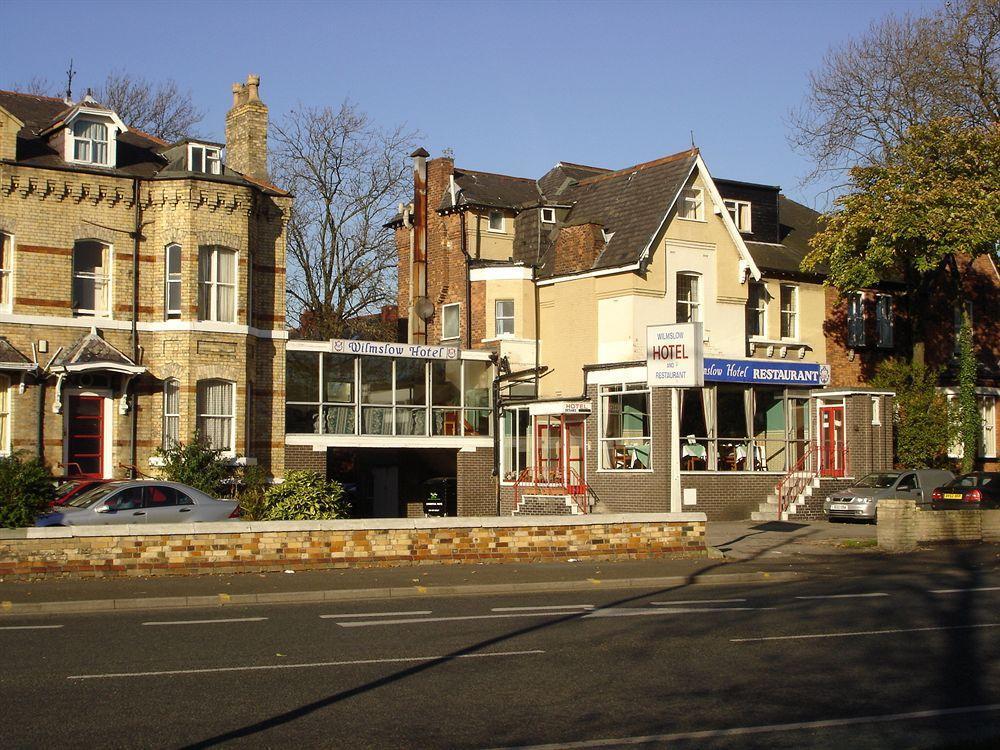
left=3, top=557, right=1000, bottom=748
left=0, top=518, right=971, bottom=618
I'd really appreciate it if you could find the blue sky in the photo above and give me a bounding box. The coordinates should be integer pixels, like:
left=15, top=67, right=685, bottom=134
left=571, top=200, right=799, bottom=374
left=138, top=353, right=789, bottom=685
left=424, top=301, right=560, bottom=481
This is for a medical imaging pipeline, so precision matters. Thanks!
left=1, top=0, right=932, bottom=207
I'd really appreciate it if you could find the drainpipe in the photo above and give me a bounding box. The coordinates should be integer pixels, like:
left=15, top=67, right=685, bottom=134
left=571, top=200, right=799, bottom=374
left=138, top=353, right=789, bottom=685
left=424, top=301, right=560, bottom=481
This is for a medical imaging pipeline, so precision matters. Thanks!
left=36, top=376, right=45, bottom=460
left=460, top=210, right=472, bottom=349
left=128, top=178, right=142, bottom=477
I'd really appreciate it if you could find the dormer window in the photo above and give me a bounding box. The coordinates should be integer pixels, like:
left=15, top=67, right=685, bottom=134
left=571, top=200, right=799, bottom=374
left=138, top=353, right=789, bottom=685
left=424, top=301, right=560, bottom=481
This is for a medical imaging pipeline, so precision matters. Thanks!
left=724, top=199, right=752, bottom=232
left=540, top=207, right=556, bottom=224
left=72, top=120, right=109, bottom=165
left=189, top=144, right=222, bottom=175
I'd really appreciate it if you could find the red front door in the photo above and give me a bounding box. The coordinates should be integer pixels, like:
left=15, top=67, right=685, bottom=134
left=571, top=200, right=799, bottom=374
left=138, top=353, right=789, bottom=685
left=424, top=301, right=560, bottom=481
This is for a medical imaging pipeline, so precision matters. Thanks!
left=67, top=395, right=103, bottom=478
left=819, top=405, right=845, bottom=478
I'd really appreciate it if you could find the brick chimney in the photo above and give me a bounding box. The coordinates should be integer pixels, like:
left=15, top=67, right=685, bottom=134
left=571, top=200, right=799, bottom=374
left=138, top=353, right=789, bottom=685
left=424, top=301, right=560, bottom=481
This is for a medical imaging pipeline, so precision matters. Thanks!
left=553, top=223, right=606, bottom=276
left=225, top=74, right=268, bottom=182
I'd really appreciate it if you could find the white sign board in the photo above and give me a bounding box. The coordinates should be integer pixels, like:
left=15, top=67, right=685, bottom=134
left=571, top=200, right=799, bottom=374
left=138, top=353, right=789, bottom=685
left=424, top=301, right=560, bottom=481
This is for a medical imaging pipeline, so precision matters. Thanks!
left=331, top=339, right=459, bottom=360
left=646, top=323, right=704, bottom=388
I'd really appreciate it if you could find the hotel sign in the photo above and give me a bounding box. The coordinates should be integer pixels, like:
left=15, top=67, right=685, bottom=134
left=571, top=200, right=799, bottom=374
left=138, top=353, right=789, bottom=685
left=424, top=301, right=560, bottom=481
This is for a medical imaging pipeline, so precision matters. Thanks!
left=646, top=323, right=705, bottom=388
left=331, top=339, right=460, bottom=360
left=704, top=358, right=831, bottom=386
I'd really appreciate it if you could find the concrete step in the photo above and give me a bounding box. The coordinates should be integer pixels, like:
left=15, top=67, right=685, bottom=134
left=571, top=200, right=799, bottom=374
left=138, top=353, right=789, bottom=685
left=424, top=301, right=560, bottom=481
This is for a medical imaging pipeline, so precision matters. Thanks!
left=750, top=509, right=780, bottom=521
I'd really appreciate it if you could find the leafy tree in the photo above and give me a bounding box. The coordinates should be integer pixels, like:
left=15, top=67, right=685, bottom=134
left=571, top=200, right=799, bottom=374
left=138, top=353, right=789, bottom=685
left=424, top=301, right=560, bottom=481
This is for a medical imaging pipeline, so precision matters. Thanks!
left=804, top=118, right=1000, bottom=362
left=956, top=310, right=980, bottom=472
left=789, top=0, right=999, bottom=182
left=0, top=454, right=56, bottom=528
left=873, top=359, right=952, bottom=469
left=261, top=471, right=349, bottom=521
left=153, top=435, right=232, bottom=497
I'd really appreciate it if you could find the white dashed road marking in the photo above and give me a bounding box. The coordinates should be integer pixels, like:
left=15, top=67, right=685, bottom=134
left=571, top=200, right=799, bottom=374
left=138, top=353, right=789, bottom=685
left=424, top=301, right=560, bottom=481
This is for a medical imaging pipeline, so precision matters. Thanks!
left=142, top=617, right=268, bottom=626
left=732, top=622, right=1000, bottom=642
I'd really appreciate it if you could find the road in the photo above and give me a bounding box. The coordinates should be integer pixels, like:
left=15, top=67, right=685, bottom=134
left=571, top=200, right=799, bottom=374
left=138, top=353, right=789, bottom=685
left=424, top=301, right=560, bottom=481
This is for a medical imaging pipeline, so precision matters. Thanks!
left=3, top=561, right=1000, bottom=749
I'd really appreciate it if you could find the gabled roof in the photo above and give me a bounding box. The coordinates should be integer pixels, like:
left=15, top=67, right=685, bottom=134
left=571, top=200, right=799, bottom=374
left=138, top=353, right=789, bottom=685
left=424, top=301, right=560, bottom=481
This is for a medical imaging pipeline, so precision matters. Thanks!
left=0, top=337, right=36, bottom=371
left=51, top=330, right=144, bottom=375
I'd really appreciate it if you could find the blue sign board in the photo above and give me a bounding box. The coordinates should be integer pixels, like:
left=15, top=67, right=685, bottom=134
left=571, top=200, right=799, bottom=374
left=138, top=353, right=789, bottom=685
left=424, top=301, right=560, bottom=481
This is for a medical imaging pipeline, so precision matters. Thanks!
left=703, top=358, right=831, bottom=387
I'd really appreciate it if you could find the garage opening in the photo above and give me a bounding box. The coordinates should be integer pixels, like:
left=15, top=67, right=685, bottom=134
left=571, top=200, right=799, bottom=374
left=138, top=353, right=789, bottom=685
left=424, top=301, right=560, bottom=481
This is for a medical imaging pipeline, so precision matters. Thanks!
left=327, top=448, right=458, bottom=518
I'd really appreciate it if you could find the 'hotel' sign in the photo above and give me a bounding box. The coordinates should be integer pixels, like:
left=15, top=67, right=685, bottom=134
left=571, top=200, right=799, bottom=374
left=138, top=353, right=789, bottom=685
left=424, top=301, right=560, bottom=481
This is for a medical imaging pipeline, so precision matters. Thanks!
left=646, top=323, right=705, bottom=388
left=331, top=339, right=460, bottom=360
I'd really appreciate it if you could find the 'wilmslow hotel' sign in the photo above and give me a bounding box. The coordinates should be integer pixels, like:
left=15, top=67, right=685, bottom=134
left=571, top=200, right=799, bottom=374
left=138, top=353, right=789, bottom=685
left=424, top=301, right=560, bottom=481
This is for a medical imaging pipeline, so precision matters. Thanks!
left=331, top=339, right=460, bottom=360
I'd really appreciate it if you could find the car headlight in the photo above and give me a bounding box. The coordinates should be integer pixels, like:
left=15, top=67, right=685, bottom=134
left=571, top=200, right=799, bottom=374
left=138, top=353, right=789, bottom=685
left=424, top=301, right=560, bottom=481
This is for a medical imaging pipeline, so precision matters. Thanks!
left=825, top=496, right=831, bottom=503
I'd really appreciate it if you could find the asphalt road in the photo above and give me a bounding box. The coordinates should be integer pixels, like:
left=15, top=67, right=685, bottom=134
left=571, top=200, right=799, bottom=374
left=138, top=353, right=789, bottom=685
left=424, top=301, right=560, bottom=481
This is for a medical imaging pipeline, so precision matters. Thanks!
left=3, top=561, right=1000, bottom=749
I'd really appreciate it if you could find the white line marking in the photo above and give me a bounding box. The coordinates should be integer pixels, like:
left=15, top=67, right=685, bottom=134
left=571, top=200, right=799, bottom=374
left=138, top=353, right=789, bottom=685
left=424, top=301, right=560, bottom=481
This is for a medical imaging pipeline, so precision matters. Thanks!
left=491, top=605, right=594, bottom=612
left=732, top=622, right=1000, bottom=643
left=931, top=586, right=1000, bottom=594
left=650, top=598, right=747, bottom=606
left=483, top=704, right=1000, bottom=749
left=586, top=607, right=769, bottom=618
left=142, top=617, right=268, bottom=626
left=795, top=593, right=888, bottom=600
left=67, top=649, right=545, bottom=680
left=336, top=612, right=570, bottom=627
left=319, top=610, right=432, bottom=619
left=0, top=624, right=64, bottom=631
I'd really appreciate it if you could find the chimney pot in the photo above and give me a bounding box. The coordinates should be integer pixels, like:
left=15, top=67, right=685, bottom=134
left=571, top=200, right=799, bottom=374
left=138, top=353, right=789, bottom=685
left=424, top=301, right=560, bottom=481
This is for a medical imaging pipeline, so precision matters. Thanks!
left=246, top=74, right=261, bottom=101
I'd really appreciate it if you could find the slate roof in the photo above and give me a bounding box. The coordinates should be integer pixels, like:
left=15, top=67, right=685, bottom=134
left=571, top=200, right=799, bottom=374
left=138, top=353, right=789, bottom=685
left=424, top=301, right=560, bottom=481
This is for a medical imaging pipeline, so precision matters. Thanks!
left=52, top=330, right=141, bottom=371
left=0, top=337, right=35, bottom=370
left=441, top=168, right=541, bottom=211
left=0, top=90, right=285, bottom=195
left=746, top=195, right=825, bottom=277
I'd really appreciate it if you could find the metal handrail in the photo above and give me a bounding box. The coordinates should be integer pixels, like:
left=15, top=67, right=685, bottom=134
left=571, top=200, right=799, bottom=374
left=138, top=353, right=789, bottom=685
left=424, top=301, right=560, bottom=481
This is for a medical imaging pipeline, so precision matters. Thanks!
left=775, top=442, right=820, bottom=517
left=512, top=465, right=591, bottom=515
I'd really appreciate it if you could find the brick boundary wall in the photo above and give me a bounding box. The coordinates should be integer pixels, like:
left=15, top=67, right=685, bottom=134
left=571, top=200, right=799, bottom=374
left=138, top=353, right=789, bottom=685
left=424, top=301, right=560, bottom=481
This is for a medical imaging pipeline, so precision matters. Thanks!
left=0, top=514, right=706, bottom=580
left=877, top=499, right=1000, bottom=551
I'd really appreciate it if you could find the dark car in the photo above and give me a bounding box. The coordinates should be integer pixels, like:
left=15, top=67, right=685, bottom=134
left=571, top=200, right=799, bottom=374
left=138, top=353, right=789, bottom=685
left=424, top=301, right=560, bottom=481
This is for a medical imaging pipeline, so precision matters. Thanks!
left=53, top=478, right=109, bottom=506
left=930, top=472, right=1000, bottom=510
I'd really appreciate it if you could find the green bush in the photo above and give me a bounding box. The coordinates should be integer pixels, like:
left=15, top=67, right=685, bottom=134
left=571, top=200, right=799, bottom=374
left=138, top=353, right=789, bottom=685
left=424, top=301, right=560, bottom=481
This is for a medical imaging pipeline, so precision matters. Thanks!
left=873, top=358, right=952, bottom=468
left=261, top=471, right=349, bottom=521
left=233, top=464, right=270, bottom=521
left=0, top=453, right=56, bottom=528
left=153, top=434, right=232, bottom=497
left=956, top=310, right=980, bottom=473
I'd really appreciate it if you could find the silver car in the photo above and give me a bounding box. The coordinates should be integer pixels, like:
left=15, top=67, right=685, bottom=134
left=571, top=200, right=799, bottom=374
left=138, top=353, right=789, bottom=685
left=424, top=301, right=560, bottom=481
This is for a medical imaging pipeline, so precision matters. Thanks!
left=823, top=469, right=955, bottom=522
left=35, top=481, right=239, bottom=526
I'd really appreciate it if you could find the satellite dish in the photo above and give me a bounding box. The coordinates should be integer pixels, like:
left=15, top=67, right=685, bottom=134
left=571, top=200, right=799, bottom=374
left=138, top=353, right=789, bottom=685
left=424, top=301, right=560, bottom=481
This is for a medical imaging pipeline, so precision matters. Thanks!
left=414, top=297, right=435, bottom=321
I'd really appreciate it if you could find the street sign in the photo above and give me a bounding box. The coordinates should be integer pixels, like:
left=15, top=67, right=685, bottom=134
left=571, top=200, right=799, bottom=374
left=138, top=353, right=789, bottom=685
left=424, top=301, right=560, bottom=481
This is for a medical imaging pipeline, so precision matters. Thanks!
left=646, top=323, right=704, bottom=388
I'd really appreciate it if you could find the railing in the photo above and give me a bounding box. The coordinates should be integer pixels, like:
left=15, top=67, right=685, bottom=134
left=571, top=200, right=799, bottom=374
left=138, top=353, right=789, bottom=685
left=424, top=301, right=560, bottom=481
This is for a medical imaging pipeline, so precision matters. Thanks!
left=775, top=442, right=820, bottom=517
left=512, top=466, right=591, bottom=515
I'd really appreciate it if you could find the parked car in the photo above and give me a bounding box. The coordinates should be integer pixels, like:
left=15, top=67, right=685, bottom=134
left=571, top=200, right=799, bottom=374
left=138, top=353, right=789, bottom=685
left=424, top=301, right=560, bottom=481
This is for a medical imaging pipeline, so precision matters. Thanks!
left=53, top=478, right=109, bottom=506
left=35, top=481, right=240, bottom=526
left=930, top=472, right=1000, bottom=510
left=824, top=469, right=955, bottom=522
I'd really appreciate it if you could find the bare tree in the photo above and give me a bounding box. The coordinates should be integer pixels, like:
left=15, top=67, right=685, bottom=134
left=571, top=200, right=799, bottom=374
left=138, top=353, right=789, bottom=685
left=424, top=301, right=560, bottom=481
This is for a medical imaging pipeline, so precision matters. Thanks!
left=94, top=70, right=203, bottom=142
left=789, top=0, right=1000, bottom=183
left=270, top=101, right=417, bottom=340
left=11, top=76, right=59, bottom=97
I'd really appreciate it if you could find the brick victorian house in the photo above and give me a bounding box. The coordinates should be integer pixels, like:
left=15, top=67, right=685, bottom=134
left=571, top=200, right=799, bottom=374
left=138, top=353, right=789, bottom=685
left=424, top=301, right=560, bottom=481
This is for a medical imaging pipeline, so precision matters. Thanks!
left=0, top=75, right=289, bottom=479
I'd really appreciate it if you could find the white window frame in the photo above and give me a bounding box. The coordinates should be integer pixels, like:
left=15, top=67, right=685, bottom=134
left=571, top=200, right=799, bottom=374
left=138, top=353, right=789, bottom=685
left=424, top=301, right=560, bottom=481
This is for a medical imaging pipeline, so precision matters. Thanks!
left=747, top=281, right=767, bottom=338
left=70, top=120, right=111, bottom=166
left=198, top=246, right=238, bottom=323
left=495, top=299, right=515, bottom=337
left=72, top=240, right=112, bottom=318
left=724, top=199, right=752, bottom=232
left=163, top=379, right=180, bottom=449
left=876, top=293, right=894, bottom=348
left=678, top=187, right=705, bottom=221
left=676, top=272, right=701, bottom=324
left=442, top=302, right=461, bottom=340
left=500, top=406, right=534, bottom=483
left=0, top=231, right=13, bottom=313
left=540, top=207, right=556, bottom=224
left=487, top=210, right=505, bottom=233
left=0, top=374, right=10, bottom=455
left=598, top=383, right=653, bottom=472
left=779, top=284, right=798, bottom=340
left=165, top=243, right=182, bottom=320
left=188, top=143, right=222, bottom=175
left=196, top=379, right=236, bottom=454
left=981, top=396, right=997, bottom=459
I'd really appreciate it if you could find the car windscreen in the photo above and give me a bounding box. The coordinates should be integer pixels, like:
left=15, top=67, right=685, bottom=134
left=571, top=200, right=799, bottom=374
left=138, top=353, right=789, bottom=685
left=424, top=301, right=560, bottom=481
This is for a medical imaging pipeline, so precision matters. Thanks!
left=63, top=483, right=125, bottom=508
left=854, top=474, right=899, bottom=489
left=944, top=474, right=981, bottom=489
left=55, top=480, right=83, bottom=496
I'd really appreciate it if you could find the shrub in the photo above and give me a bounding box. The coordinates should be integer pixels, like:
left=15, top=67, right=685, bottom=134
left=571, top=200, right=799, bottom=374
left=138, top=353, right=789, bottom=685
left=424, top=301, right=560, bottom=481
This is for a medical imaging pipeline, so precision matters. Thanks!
left=233, top=464, right=270, bottom=521
left=262, top=471, right=349, bottom=521
left=956, top=310, right=980, bottom=473
left=873, top=358, right=952, bottom=468
left=153, top=434, right=232, bottom=497
left=0, top=453, right=56, bottom=528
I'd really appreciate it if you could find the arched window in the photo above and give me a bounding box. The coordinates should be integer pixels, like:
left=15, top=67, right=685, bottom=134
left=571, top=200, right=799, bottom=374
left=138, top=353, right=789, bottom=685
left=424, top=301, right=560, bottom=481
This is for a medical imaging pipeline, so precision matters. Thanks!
left=72, top=240, right=111, bottom=317
left=676, top=272, right=701, bottom=323
left=165, top=244, right=182, bottom=319
left=163, top=379, right=180, bottom=449
left=72, top=120, right=109, bottom=165
left=197, top=379, right=235, bottom=452
left=198, top=246, right=236, bottom=323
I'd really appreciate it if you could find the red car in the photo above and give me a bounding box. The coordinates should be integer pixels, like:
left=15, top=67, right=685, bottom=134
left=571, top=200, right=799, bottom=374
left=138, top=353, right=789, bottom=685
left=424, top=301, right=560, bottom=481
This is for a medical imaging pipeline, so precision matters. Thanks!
left=53, top=478, right=110, bottom=506
left=931, top=472, right=1000, bottom=510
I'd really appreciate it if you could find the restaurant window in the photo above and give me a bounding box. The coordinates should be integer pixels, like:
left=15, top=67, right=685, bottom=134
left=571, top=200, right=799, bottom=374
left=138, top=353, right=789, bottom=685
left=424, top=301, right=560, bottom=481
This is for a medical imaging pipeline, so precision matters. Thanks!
left=165, top=244, right=182, bottom=319
left=361, top=357, right=393, bottom=435
left=502, top=407, right=533, bottom=482
left=322, top=353, right=356, bottom=434
left=431, top=359, right=462, bottom=435
left=72, top=240, right=111, bottom=317
left=0, top=232, right=12, bottom=312
left=876, top=294, right=893, bottom=348
left=0, top=374, right=10, bottom=455
left=678, top=187, right=704, bottom=221
left=779, top=284, right=798, bottom=340
left=847, top=293, right=865, bottom=348
left=495, top=299, right=515, bottom=336
left=746, top=282, right=767, bottom=337
left=463, top=359, right=492, bottom=436
left=198, top=246, right=236, bottom=323
left=197, top=379, right=235, bottom=452
left=162, top=379, right=180, bottom=449
left=600, top=384, right=651, bottom=470
left=394, top=357, right=427, bottom=436
left=442, top=303, right=460, bottom=340
left=676, top=272, right=701, bottom=323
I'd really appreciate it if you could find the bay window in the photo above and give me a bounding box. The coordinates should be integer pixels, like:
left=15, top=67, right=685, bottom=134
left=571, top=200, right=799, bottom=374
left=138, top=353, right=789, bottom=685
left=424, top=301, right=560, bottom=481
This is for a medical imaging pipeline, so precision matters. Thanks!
left=495, top=299, right=515, bottom=336
left=165, top=244, right=182, bottom=319
left=72, top=240, right=110, bottom=317
left=197, top=379, right=235, bottom=452
left=162, top=379, right=180, bottom=448
left=600, top=383, right=651, bottom=470
left=198, top=246, right=236, bottom=323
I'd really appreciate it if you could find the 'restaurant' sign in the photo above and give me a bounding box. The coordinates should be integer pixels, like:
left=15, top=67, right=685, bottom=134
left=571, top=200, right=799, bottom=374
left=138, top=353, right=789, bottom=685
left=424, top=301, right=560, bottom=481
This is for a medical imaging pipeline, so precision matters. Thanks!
left=704, top=358, right=831, bottom=386
left=331, top=339, right=460, bottom=360
left=646, top=323, right=705, bottom=388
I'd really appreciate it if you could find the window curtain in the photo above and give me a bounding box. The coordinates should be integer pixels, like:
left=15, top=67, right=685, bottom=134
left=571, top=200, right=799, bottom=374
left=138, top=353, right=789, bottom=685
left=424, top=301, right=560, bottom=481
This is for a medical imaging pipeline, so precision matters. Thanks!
left=743, top=387, right=754, bottom=469
left=217, top=249, right=236, bottom=322
left=198, top=248, right=212, bottom=320
left=198, top=380, right=233, bottom=450
left=701, top=386, right=716, bottom=468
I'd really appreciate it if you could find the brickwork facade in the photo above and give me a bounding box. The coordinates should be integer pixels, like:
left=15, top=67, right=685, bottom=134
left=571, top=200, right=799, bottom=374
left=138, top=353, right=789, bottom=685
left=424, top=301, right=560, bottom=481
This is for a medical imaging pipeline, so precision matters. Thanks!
left=457, top=446, right=496, bottom=516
